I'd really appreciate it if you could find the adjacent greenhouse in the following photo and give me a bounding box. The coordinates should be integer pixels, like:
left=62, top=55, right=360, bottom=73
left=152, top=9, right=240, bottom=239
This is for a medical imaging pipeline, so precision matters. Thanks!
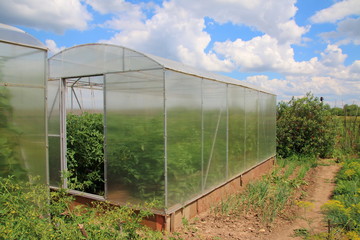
left=0, top=24, right=47, bottom=183
left=48, top=43, right=276, bottom=214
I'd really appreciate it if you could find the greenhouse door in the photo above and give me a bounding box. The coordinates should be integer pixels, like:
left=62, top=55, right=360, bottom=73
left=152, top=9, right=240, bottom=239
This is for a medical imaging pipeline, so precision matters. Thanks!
left=61, top=75, right=105, bottom=196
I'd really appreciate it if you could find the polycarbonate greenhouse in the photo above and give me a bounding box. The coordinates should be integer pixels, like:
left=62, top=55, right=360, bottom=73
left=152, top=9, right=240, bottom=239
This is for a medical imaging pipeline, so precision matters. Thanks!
left=48, top=43, right=276, bottom=213
left=0, top=24, right=47, bottom=183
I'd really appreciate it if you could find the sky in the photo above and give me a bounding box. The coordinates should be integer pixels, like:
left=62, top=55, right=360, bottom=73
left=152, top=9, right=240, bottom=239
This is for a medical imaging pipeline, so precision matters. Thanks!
left=0, top=0, right=359, bottom=106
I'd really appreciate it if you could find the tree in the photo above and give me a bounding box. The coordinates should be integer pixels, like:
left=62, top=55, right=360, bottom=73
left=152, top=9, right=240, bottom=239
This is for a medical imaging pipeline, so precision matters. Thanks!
left=277, top=92, right=337, bottom=158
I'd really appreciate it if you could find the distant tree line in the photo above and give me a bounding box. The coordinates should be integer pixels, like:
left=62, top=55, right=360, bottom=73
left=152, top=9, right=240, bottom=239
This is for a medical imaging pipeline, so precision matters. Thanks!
left=330, top=104, right=359, bottom=116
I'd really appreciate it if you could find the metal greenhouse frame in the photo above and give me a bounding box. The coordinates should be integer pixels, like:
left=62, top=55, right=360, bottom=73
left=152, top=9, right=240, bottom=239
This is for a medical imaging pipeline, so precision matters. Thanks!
left=48, top=43, right=276, bottom=214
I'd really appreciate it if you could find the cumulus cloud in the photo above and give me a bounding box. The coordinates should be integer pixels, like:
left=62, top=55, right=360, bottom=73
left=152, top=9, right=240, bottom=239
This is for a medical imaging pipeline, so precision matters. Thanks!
left=85, top=0, right=147, bottom=30
left=86, top=0, right=136, bottom=14
left=45, top=39, right=65, bottom=55
left=172, top=0, right=308, bottom=44
left=96, top=0, right=308, bottom=72
left=320, top=17, right=360, bottom=45
left=174, top=0, right=308, bottom=43
left=244, top=42, right=360, bottom=105
left=320, top=44, right=347, bottom=67
left=213, top=34, right=318, bottom=75
left=310, top=0, right=360, bottom=23
left=245, top=73, right=354, bottom=105
left=0, top=0, right=91, bottom=34
left=310, top=0, right=360, bottom=45
left=101, top=1, right=233, bottom=71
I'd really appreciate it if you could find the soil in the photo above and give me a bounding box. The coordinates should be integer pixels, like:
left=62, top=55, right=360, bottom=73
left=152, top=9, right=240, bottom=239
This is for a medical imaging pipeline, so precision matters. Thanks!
left=170, top=159, right=341, bottom=240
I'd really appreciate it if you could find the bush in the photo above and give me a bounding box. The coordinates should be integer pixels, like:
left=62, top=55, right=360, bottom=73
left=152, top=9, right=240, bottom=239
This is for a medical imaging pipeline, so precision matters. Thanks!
left=277, top=92, right=337, bottom=158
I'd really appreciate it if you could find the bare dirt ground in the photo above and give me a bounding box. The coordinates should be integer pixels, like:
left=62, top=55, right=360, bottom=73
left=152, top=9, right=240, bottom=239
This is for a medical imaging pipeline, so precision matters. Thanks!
left=172, top=159, right=340, bottom=240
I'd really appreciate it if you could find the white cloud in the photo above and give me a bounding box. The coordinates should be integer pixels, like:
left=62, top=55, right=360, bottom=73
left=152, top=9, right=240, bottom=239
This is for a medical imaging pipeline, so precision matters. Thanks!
left=213, top=34, right=318, bottom=75
left=320, top=44, right=347, bottom=67
left=245, top=73, right=355, bottom=105
left=350, top=60, right=360, bottom=73
left=244, top=42, right=360, bottom=105
left=0, top=0, right=91, bottom=34
left=45, top=39, right=65, bottom=55
left=86, top=0, right=135, bottom=14
left=101, top=1, right=233, bottom=71
left=320, top=17, right=360, bottom=45
left=85, top=0, right=146, bottom=30
left=310, top=0, right=360, bottom=23
left=172, top=0, right=308, bottom=44
left=95, top=0, right=308, bottom=72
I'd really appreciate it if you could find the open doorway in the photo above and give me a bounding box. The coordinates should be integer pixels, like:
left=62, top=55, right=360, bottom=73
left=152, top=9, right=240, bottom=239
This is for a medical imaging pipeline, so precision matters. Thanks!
left=62, top=75, right=105, bottom=196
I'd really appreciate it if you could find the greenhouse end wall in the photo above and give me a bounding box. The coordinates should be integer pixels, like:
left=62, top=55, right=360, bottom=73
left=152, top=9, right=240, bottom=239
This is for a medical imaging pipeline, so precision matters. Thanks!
left=48, top=44, right=276, bottom=214
left=0, top=25, right=47, bottom=183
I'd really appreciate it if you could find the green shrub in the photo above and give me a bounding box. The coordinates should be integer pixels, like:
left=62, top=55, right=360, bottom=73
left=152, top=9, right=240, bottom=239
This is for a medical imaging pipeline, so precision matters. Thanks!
left=277, top=92, right=337, bottom=158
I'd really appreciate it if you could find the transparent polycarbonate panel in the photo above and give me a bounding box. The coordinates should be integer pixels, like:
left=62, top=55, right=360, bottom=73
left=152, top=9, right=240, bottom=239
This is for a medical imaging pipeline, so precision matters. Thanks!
left=123, top=49, right=161, bottom=71
left=48, top=79, right=60, bottom=134
left=268, top=95, right=277, bottom=157
left=263, top=93, right=274, bottom=160
left=49, top=136, right=61, bottom=186
left=0, top=86, right=27, bottom=179
left=245, top=89, right=259, bottom=169
left=0, top=24, right=46, bottom=49
left=0, top=43, right=46, bottom=86
left=0, top=86, right=46, bottom=181
left=0, top=42, right=46, bottom=183
left=166, top=71, right=202, bottom=207
left=106, top=70, right=164, bottom=206
left=50, top=44, right=126, bottom=78
left=258, top=92, right=268, bottom=161
left=228, top=85, right=246, bottom=177
left=202, top=80, right=227, bottom=190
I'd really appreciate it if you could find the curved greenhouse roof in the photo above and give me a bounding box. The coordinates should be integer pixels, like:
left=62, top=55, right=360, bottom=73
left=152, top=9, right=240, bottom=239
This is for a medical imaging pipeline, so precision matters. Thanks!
left=49, top=43, right=273, bottom=94
left=0, top=23, right=46, bottom=50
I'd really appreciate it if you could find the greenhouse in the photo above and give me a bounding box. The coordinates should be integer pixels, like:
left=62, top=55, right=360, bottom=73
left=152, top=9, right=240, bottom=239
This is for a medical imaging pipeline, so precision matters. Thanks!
left=48, top=43, right=276, bottom=214
left=0, top=24, right=47, bottom=183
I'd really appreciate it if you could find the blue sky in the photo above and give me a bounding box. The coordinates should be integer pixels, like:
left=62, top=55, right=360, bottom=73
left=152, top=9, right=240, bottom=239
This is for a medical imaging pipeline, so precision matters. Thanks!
left=1, top=0, right=359, bottom=106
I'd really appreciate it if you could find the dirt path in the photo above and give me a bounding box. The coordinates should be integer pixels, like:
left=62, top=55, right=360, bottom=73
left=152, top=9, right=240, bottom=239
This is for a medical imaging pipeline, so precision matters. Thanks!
left=172, top=160, right=340, bottom=240
left=267, top=160, right=340, bottom=239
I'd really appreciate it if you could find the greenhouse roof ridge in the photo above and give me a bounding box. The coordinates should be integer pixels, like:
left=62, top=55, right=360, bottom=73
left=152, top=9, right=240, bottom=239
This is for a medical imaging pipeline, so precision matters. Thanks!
left=0, top=23, right=47, bottom=50
left=146, top=52, right=274, bottom=95
left=51, top=43, right=274, bottom=95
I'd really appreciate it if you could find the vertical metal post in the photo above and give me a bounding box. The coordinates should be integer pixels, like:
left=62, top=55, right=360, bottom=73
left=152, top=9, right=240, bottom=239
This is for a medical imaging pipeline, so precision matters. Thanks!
left=163, top=69, right=168, bottom=208
left=225, top=84, right=229, bottom=179
left=257, top=91, right=260, bottom=163
left=103, top=74, right=107, bottom=200
left=44, top=55, right=49, bottom=185
left=60, top=78, right=67, bottom=188
left=243, top=88, right=246, bottom=171
left=201, top=78, right=204, bottom=192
